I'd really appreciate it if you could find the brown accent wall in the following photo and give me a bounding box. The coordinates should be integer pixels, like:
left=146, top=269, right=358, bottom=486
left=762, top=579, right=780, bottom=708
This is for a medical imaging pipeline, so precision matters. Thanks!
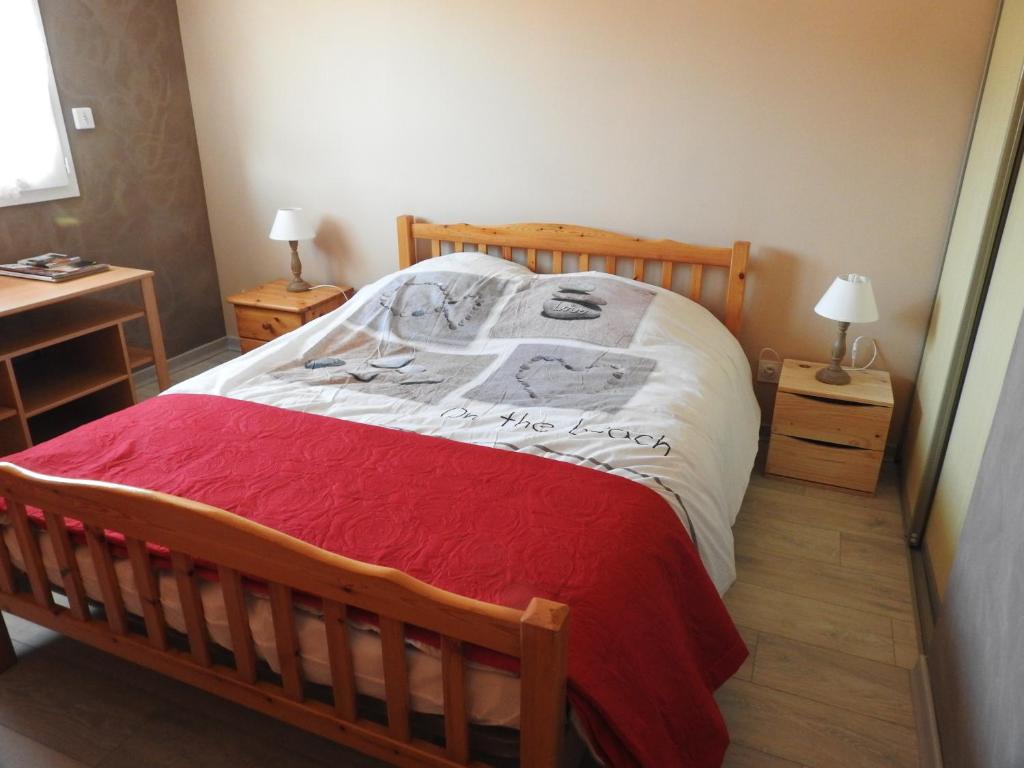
left=0, top=0, right=223, bottom=356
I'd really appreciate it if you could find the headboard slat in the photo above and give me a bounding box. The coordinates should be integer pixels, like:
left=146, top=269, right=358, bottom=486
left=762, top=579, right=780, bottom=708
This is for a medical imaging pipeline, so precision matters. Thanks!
left=661, top=261, right=674, bottom=289
left=689, top=265, right=704, bottom=302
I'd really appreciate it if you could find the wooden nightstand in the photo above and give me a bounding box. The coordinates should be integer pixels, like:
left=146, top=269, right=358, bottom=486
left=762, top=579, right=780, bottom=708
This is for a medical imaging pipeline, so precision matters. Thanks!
left=765, top=359, right=894, bottom=493
left=226, top=280, right=351, bottom=353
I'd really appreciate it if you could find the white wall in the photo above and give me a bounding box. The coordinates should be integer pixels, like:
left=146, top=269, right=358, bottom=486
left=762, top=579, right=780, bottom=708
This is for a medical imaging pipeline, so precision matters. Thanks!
left=176, top=0, right=998, bottom=437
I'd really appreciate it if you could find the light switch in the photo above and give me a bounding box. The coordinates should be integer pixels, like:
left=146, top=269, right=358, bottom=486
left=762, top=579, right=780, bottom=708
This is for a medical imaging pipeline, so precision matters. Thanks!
left=71, top=107, right=95, bottom=130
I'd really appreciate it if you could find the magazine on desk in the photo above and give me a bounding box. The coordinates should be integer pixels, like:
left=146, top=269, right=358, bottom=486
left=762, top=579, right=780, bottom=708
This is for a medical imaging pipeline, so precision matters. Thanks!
left=0, top=253, right=109, bottom=282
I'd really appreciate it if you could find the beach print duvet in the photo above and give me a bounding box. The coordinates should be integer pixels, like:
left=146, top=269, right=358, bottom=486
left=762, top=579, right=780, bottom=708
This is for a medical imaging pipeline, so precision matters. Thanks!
left=169, top=252, right=760, bottom=591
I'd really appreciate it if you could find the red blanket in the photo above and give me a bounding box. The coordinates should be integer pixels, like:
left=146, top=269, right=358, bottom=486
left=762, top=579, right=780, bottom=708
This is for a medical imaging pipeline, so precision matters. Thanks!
left=2, top=394, right=745, bottom=767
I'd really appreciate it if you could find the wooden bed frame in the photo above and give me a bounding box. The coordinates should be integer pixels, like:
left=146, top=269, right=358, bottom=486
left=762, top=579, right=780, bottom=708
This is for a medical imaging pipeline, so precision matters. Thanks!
left=0, top=216, right=751, bottom=768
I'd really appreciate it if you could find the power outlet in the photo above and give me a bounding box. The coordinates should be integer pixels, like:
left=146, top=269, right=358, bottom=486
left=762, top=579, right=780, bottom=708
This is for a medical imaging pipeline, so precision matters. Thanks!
left=757, top=358, right=781, bottom=384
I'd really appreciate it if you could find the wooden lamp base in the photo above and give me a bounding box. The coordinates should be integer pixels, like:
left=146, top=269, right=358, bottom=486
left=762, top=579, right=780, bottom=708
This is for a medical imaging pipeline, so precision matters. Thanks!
left=286, top=240, right=312, bottom=292
left=815, top=321, right=852, bottom=385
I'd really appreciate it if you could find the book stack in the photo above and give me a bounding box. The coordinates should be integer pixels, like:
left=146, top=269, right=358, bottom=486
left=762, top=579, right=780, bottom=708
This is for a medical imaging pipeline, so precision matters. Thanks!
left=0, top=253, right=109, bottom=282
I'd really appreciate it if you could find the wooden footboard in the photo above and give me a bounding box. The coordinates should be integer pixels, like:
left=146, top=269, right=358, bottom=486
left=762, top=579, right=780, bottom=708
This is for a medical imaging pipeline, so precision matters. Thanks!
left=0, top=462, right=569, bottom=768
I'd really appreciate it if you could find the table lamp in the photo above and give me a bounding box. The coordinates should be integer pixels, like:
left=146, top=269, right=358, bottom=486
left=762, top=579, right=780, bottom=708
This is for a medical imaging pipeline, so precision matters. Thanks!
left=269, top=208, right=316, bottom=292
left=813, top=273, right=878, bottom=385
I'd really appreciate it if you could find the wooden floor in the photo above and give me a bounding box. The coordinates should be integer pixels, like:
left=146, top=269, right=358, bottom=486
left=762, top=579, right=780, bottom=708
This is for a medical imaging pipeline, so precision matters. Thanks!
left=1, top=349, right=922, bottom=766
left=719, top=464, right=921, bottom=768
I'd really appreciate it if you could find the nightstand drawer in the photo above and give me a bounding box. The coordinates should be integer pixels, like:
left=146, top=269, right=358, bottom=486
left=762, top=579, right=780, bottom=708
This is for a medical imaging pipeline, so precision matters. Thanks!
left=236, top=307, right=302, bottom=342
left=773, top=391, right=891, bottom=450
left=766, top=434, right=882, bottom=493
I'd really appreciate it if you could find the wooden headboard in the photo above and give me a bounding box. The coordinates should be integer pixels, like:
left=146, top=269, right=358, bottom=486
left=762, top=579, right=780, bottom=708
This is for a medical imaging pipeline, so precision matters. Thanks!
left=395, top=215, right=750, bottom=335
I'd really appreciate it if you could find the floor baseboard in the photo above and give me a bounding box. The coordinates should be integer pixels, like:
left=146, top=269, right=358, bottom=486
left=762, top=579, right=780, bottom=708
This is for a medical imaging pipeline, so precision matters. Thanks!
left=912, top=655, right=944, bottom=768
left=132, top=336, right=234, bottom=389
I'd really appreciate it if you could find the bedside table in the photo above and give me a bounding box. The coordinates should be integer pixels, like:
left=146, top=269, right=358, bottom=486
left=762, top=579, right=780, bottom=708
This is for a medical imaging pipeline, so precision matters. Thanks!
left=226, top=280, right=351, bottom=352
left=765, top=359, right=894, bottom=493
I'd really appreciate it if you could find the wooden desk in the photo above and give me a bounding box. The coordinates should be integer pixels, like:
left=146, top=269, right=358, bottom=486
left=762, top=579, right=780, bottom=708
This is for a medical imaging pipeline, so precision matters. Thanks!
left=0, top=267, right=170, bottom=454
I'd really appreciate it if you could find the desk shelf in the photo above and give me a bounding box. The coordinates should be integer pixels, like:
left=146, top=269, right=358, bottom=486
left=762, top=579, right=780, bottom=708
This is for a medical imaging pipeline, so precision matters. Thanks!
left=0, top=298, right=144, bottom=358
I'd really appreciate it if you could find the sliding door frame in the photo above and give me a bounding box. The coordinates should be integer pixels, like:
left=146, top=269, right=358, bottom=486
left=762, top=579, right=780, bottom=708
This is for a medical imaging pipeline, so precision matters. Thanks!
left=906, top=46, right=1024, bottom=550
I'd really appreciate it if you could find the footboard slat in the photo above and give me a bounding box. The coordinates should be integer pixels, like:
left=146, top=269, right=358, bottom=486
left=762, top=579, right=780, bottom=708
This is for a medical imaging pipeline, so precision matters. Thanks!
left=7, top=500, right=53, bottom=611
left=126, top=538, right=168, bottom=651
left=218, top=565, right=257, bottom=683
left=380, top=616, right=411, bottom=742
left=0, top=522, right=15, bottom=594
left=84, top=526, right=127, bottom=635
left=323, top=599, right=357, bottom=721
left=43, top=511, right=89, bottom=621
left=520, top=599, right=569, bottom=768
left=269, top=582, right=304, bottom=701
left=171, top=552, right=211, bottom=667
left=441, top=636, right=470, bottom=764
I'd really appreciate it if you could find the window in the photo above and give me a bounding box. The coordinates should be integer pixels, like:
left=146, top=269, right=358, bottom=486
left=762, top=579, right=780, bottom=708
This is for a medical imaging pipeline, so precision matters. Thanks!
left=0, top=0, right=79, bottom=207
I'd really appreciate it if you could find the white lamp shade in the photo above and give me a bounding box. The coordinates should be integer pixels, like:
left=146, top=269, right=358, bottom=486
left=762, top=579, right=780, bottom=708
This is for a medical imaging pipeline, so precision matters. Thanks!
left=269, top=208, right=315, bottom=241
left=814, top=274, right=878, bottom=323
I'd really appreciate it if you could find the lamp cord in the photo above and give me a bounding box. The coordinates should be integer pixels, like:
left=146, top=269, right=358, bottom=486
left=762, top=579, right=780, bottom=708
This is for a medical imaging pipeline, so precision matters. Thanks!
left=845, top=336, right=878, bottom=371
left=304, top=283, right=356, bottom=299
